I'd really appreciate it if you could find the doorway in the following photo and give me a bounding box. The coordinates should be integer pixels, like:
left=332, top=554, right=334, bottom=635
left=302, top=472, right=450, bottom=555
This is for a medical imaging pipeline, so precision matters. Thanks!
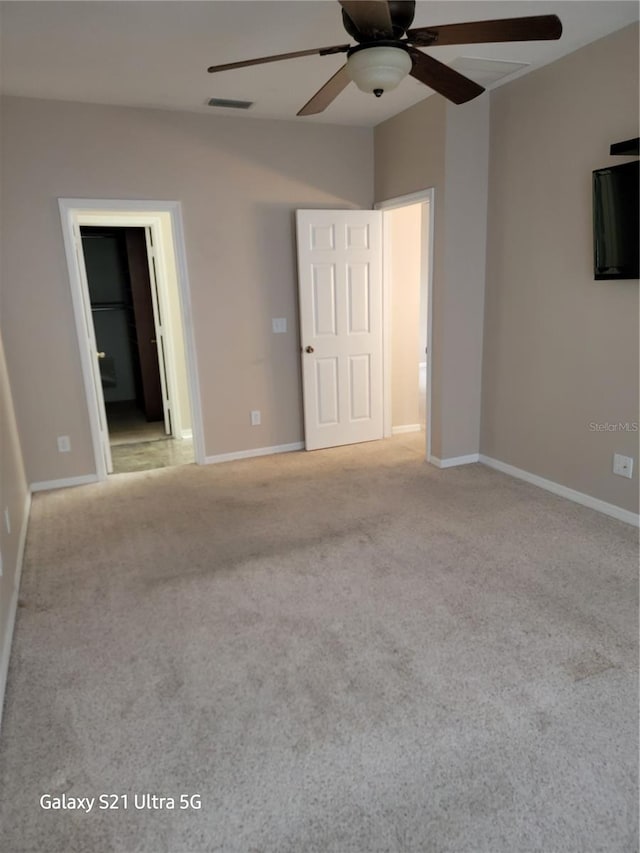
left=80, top=225, right=192, bottom=473
left=59, top=199, right=204, bottom=479
left=378, top=190, right=433, bottom=461
left=295, top=196, right=433, bottom=458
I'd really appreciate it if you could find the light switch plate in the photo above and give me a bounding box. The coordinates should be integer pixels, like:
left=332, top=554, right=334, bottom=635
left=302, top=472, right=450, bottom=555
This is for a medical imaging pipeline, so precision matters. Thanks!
left=272, top=318, right=287, bottom=334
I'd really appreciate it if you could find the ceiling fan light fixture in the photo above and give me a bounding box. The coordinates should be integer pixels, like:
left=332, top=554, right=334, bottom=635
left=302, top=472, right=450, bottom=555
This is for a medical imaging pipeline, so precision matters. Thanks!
left=346, top=45, right=412, bottom=96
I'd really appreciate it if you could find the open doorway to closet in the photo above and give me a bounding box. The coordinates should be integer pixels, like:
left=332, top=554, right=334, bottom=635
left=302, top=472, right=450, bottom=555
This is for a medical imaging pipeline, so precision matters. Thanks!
left=59, top=199, right=203, bottom=480
left=80, top=225, right=193, bottom=474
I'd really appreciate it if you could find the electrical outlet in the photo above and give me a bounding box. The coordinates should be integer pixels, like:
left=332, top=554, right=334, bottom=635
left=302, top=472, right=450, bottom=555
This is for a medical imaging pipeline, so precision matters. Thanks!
left=57, top=435, right=71, bottom=453
left=272, top=318, right=287, bottom=334
left=4, top=507, right=10, bottom=535
left=613, top=453, right=634, bottom=479
left=250, top=410, right=261, bottom=426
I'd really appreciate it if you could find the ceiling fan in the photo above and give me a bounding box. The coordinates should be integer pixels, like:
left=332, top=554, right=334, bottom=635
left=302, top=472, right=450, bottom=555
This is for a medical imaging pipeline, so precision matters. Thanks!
left=207, top=1, right=562, bottom=116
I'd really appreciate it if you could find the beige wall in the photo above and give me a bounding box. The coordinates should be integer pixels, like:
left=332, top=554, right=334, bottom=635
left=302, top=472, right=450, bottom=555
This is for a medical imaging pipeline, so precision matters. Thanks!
left=0, top=97, right=373, bottom=482
left=389, top=203, right=422, bottom=429
left=0, top=329, right=29, bottom=696
left=440, top=96, right=490, bottom=459
left=375, top=93, right=490, bottom=460
left=481, top=23, right=639, bottom=513
left=374, top=95, right=447, bottom=204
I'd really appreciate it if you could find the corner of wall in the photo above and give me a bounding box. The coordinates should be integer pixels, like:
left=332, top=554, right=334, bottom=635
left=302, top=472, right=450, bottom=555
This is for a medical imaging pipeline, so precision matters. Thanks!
left=0, top=330, right=31, bottom=730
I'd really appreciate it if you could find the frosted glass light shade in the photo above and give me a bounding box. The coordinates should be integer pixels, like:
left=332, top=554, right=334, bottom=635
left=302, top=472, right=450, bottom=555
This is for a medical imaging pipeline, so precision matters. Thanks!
left=347, top=46, right=412, bottom=95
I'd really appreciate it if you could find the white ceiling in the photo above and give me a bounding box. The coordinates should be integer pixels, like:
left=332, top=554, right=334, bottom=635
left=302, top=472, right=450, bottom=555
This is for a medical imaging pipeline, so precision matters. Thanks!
left=1, top=1, right=638, bottom=127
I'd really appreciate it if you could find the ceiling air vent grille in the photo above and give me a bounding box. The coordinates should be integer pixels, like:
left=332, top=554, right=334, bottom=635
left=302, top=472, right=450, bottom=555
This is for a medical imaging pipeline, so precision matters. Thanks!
left=207, top=97, right=254, bottom=110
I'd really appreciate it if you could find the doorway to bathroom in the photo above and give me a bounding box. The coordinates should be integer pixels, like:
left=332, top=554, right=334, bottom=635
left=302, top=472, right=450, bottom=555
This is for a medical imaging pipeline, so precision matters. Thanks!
left=378, top=190, right=432, bottom=459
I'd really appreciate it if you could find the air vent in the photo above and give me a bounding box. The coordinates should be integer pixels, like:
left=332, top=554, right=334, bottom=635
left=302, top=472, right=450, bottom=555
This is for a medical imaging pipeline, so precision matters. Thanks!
left=207, top=97, right=254, bottom=110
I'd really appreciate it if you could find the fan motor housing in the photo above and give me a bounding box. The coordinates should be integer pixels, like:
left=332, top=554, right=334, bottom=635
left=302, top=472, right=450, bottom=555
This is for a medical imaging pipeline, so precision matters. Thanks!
left=342, top=0, right=416, bottom=42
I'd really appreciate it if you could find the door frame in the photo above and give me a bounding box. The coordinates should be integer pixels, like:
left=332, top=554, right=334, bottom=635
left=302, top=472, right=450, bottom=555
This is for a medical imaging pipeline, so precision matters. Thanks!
left=376, top=188, right=434, bottom=463
left=58, top=198, right=205, bottom=478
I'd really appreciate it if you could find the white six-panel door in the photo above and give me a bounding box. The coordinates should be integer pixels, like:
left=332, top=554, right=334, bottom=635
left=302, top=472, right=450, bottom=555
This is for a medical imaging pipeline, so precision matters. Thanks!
left=296, top=210, right=383, bottom=451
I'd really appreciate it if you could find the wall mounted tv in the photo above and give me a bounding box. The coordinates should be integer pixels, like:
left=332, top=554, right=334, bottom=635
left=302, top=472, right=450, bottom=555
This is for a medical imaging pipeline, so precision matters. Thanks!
left=592, top=159, right=639, bottom=280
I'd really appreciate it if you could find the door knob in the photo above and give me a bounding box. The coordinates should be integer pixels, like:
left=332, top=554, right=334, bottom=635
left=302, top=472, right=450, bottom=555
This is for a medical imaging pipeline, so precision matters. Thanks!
left=305, top=346, right=314, bottom=353
left=97, top=351, right=106, bottom=359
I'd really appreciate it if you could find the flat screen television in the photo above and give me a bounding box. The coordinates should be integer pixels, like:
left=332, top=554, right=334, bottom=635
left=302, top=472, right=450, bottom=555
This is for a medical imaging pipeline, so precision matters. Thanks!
left=592, top=159, right=639, bottom=280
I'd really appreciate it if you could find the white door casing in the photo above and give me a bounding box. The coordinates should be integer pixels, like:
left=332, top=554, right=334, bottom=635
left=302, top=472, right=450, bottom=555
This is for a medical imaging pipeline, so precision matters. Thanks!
left=144, top=227, right=172, bottom=436
left=296, top=209, right=383, bottom=451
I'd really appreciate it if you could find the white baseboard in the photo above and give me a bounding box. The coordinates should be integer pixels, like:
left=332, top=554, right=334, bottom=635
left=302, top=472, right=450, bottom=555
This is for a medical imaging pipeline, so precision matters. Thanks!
left=392, top=424, right=422, bottom=435
left=205, top=442, right=304, bottom=465
left=430, top=453, right=480, bottom=469
left=0, top=491, right=31, bottom=733
left=480, top=454, right=639, bottom=527
left=30, top=473, right=99, bottom=492
left=180, top=429, right=193, bottom=441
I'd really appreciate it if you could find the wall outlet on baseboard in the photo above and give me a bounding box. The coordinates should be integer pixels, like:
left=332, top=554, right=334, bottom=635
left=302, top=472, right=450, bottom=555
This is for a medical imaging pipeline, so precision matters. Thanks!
left=613, top=453, right=633, bottom=478
left=250, top=410, right=261, bottom=426
left=57, top=435, right=71, bottom=453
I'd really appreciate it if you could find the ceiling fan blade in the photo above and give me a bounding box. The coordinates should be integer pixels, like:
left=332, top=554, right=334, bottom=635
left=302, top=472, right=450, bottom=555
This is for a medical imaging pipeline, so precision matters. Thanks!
left=408, top=15, right=562, bottom=47
left=407, top=48, right=484, bottom=105
left=339, top=1, right=394, bottom=39
left=207, top=43, right=350, bottom=74
left=297, top=65, right=352, bottom=116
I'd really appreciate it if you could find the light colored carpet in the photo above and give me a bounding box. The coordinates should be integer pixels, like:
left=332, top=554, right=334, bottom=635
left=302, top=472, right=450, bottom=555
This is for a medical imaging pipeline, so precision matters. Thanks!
left=0, top=435, right=637, bottom=853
